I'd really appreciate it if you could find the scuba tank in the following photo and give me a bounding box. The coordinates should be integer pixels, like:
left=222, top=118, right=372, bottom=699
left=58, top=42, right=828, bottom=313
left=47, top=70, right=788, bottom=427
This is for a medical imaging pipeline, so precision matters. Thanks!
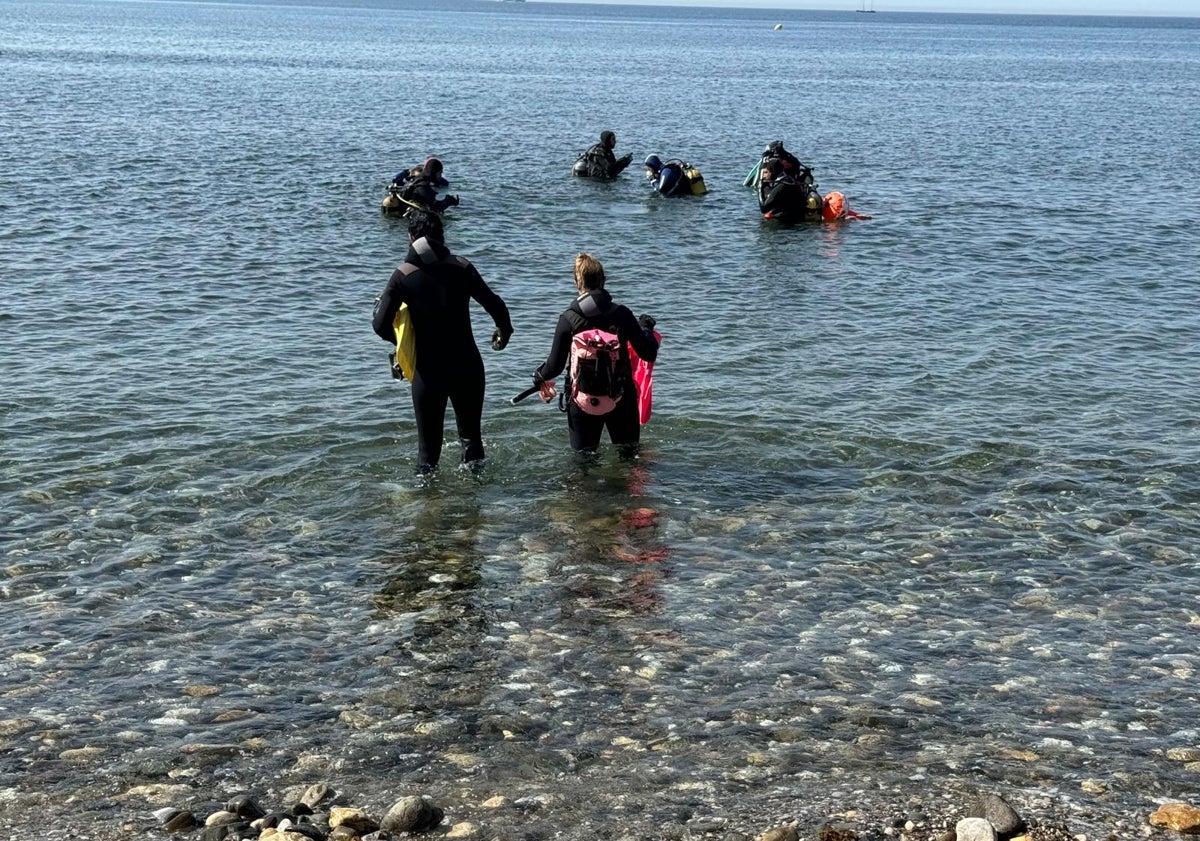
left=381, top=186, right=405, bottom=216
left=804, top=189, right=824, bottom=222
left=684, top=166, right=707, bottom=195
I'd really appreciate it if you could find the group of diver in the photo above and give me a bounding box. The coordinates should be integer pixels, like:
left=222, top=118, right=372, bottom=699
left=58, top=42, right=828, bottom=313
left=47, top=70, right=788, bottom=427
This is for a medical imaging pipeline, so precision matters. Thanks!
left=382, top=130, right=868, bottom=225
left=571, top=130, right=868, bottom=221
left=373, top=130, right=866, bottom=474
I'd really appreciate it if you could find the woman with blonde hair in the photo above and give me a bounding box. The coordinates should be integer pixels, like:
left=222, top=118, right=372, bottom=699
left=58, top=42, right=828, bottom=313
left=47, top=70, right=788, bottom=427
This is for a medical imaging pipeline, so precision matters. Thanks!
left=532, top=253, right=659, bottom=457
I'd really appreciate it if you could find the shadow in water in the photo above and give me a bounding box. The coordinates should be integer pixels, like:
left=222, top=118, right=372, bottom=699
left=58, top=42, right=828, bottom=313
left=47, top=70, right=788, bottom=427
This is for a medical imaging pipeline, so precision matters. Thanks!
left=370, top=487, right=487, bottom=651
left=542, top=460, right=675, bottom=625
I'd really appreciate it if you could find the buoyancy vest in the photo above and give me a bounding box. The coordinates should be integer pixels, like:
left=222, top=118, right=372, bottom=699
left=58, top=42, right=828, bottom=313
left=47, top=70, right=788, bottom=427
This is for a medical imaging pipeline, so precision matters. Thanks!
left=574, top=143, right=615, bottom=179
left=759, top=170, right=821, bottom=221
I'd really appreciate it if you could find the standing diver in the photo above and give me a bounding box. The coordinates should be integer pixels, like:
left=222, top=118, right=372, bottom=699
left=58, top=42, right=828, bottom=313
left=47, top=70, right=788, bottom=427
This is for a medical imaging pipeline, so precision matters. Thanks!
left=532, top=253, right=658, bottom=459
left=572, top=131, right=634, bottom=180
left=372, top=211, right=512, bottom=474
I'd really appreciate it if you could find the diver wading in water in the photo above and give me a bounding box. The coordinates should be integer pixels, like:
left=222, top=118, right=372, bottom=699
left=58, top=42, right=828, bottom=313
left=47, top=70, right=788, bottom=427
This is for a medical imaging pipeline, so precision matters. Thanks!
left=572, top=130, right=634, bottom=180
left=372, top=211, right=512, bottom=474
left=643, top=155, right=707, bottom=197
left=381, top=157, right=460, bottom=217
left=755, top=141, right=822, bottom=223
left=531, top=253, right=659, bottom=458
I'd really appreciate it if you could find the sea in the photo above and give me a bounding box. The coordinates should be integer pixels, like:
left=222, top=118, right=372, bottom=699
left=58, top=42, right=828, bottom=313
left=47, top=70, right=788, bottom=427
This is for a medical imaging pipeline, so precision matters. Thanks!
left=2, top=0, right=1199, bottom=837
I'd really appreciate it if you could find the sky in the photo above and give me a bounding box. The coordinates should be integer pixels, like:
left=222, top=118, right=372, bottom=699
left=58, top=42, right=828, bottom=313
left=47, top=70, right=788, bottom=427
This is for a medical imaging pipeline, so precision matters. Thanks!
left=542, top=0, right=1199, bottom=15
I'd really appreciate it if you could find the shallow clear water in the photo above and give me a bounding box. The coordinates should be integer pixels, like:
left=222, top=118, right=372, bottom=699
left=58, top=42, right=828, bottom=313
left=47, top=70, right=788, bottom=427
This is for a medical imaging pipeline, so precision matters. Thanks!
left=2, top=0, right=1200, bottom=836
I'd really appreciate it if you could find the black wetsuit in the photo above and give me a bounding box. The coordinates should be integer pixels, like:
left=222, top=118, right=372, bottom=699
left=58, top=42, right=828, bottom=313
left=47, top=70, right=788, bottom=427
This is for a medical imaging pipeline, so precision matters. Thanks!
left=401, top=176, right=456, bottom=213
left=759, top=157, right=820, bottom=223
left=534, top=289, right=659, bottom=455
left=575, top=143, right=633, bottom=180
left=373, top=236, right=512, bottom=471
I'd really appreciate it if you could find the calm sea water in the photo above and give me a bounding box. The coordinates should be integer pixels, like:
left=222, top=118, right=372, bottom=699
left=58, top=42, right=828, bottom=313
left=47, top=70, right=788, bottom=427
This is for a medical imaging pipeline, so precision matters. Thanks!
left=2, top=0, right=1200, bottom=836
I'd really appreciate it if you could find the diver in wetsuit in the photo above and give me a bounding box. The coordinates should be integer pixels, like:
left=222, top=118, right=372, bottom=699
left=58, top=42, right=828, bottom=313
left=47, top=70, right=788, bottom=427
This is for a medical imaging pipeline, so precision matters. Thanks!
left=572, top=130, right=634, bottom=180
left=758, top=157, right=822, bottom=223
left=642, top=155, right=691, bottom=197
left=532, top=252, right=658, bottom=458
left=372, top=211, right=512, bottom=473
left=400, top=157, right=459, bottom=213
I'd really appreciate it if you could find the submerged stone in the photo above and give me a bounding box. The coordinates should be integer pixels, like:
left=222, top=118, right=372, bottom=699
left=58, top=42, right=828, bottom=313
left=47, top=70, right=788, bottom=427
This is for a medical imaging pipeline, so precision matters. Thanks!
left=380, top=795, right=442, bottom=833
left=1149, top=802, right=1200, bottom=833
left=226, top=794, right=266, bottom=821
left=330, top=806, right=378, bottom=834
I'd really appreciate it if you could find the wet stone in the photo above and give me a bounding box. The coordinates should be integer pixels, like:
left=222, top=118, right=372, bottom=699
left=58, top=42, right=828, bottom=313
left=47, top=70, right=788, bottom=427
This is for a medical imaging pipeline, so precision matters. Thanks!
left=226, top=794, right=267, bottom=821
left=200, top=823, right=252, bottom=841
left=287, top=823, right=327, bottom=841
left=759, top=826, right=799, bottom=841
left=966, top=793, right=1025, bottom=837
left=301, top=783, right=336, bottom=809
left=955, top=817, right=996, bottom=841
left=154, top=807, right=198, bottom=831
left=818, top=822, right=859, bottom=841
left=330, top=806, right=378, bottom=834
left=206, top=809, right=242, bottom=827
left=0, top=718, right=40, bottom=737
left=381, top=795, right=440, bottom=833
left=183, top=684, right=221, bottom=697
left=1149, top=802, right=1200, bottom=833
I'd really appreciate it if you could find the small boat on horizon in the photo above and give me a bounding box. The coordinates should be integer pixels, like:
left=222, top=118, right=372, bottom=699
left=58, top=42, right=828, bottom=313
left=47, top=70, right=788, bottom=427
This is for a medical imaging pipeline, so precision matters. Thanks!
left=857, top=0, right=877, bottom=11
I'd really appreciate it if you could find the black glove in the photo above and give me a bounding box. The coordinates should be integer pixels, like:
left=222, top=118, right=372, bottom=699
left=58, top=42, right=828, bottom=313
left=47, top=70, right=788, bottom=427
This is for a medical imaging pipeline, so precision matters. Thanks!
left=446, top=194, right=460, bottom=207
left=638, top=314, right=657, bottom=332
left=618, top=153, right=633, bottom=166
left=491, top=328, right=510, bottom=351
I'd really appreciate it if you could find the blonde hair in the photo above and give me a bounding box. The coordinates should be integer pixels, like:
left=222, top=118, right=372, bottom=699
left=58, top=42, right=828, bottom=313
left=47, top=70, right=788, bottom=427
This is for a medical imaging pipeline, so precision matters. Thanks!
left=574, top=252, right=606, bottom=291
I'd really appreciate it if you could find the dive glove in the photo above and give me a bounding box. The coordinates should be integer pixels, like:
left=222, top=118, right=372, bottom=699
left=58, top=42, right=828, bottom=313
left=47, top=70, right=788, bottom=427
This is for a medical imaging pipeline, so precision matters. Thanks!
left=491, top=329, right=511, bottom=351
left=638, top=314, right=657, bottom=332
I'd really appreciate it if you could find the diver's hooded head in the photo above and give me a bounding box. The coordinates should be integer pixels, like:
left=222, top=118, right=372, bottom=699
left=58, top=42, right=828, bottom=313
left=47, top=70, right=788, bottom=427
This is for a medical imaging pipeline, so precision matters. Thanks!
left=643, top=154, right=662, bottom=173
left=407, top=209, right=444, bottom=244
left=600, top=130, right=616, bottom=149
left=422, top=157, right=444, bottom=178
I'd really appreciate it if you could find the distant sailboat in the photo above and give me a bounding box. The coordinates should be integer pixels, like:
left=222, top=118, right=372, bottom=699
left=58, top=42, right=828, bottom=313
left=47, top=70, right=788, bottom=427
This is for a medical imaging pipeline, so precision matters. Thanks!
left=857, top=0, right=877, bottom=11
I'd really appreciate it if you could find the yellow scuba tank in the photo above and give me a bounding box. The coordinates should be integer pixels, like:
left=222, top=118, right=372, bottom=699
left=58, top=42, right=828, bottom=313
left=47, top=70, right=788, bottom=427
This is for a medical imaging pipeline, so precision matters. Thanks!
left=685, top=166, right=707, bottom=195
left=381, top=192, right=403, bottom=214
